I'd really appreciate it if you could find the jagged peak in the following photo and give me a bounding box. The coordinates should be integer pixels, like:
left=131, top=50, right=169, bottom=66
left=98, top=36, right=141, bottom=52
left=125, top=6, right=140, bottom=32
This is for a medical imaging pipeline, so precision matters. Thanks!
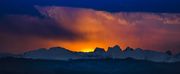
left=107, top=45, right=122, bottom=52
left=94, top=47, right=105, bottom=53
left=124, top=47, right=134, bottom=51
left=113, top=45, right=122, bottom=50
left=165, top=50, right=172, bottom=55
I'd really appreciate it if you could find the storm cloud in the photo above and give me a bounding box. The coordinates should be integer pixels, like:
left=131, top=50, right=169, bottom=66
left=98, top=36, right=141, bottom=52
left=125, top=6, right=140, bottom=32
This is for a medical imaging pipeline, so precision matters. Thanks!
left=0, top=6, right=180, bottom=53
left=0, top=15, right=83, bottom=40
left=37, top=6, right=180, bottom=53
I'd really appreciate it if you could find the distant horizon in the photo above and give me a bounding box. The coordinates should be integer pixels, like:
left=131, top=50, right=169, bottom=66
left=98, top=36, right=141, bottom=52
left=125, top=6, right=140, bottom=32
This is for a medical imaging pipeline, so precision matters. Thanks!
left=0, top=0, right=180, bottom=55
left=0, top=45, right=178, bottom=55
left=1, top=1, right=180, bottom=74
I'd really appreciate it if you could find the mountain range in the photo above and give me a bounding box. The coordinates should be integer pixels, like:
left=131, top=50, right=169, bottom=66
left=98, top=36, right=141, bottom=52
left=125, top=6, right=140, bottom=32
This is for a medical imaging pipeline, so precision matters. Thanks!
left=1, top=45, right=180, bottom=63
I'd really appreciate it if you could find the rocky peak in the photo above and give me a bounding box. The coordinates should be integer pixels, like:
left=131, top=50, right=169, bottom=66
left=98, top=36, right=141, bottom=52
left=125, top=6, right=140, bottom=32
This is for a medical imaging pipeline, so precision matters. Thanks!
left=165, top=50, right=172, bottom=55
left=124, top=47, right=134, bottom=51
left=107, top=45, right=122, bottom=53
left=94, top=47, right=105, bottom=53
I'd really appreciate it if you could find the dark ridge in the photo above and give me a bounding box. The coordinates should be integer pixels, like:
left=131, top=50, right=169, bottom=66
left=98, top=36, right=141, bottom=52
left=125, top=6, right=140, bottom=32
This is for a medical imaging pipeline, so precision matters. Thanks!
left=0, top=57, right=180, bottom=74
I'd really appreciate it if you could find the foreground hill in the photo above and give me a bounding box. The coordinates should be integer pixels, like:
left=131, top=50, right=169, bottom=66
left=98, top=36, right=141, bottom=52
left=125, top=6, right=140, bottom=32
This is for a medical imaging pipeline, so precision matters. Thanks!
left=0, top=57, right=180, bottom=74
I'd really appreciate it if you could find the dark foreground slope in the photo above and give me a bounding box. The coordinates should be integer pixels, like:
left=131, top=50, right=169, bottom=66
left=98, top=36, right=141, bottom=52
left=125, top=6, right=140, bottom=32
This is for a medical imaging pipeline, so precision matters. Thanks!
left=0, top=58, right=180, bottom=74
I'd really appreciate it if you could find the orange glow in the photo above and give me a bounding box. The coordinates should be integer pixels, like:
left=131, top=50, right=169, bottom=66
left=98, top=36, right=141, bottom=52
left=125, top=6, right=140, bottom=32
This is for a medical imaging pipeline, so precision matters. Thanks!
left=81, top=48, right=94, bottom=52
left=38, top=7, right=179, bottom=53
left=1, top=6, right=180, bottom=54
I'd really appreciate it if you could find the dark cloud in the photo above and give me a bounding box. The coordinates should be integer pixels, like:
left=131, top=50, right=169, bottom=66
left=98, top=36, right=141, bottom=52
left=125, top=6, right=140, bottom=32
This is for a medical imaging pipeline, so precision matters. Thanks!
left=0, top=6, right=180, bottom=54
left=37, top=6, right=180, bottom=53
left=0, top=15, right=83, bottom=41
left=0, top=0, right=180, bottom=17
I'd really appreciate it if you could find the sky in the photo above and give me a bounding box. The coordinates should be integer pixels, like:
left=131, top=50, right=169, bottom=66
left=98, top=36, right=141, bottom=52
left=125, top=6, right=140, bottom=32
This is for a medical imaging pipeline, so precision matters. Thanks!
left=0, top=0, right=180, bottom=54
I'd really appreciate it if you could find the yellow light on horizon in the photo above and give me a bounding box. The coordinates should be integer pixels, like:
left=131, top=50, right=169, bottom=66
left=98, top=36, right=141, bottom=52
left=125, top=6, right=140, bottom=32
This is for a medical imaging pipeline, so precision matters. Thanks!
left=80, top=48, right=95, bottom=52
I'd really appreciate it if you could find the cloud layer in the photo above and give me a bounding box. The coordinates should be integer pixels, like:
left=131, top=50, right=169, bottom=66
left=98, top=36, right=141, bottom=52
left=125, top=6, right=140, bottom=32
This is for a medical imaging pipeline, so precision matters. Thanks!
left=0, top=6, right=180, bottom=53
left=0, top=15, right=83, bottom=40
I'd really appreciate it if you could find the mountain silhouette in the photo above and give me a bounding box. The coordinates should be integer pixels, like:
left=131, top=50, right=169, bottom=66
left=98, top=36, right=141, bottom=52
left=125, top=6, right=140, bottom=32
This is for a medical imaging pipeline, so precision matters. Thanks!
left=1, top=45, right=180, bottom=62
left=22, top=47, right=80, bottom=60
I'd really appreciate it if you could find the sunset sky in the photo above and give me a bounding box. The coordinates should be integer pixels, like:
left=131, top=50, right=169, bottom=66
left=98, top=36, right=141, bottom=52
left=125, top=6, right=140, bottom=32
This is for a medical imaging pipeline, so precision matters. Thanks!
left=0, top=0, right=180, bottom=54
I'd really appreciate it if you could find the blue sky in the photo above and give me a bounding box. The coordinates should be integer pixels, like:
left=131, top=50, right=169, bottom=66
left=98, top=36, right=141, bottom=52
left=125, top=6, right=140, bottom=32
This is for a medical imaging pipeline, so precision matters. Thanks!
left=0, top=0, right=180, bottom=16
